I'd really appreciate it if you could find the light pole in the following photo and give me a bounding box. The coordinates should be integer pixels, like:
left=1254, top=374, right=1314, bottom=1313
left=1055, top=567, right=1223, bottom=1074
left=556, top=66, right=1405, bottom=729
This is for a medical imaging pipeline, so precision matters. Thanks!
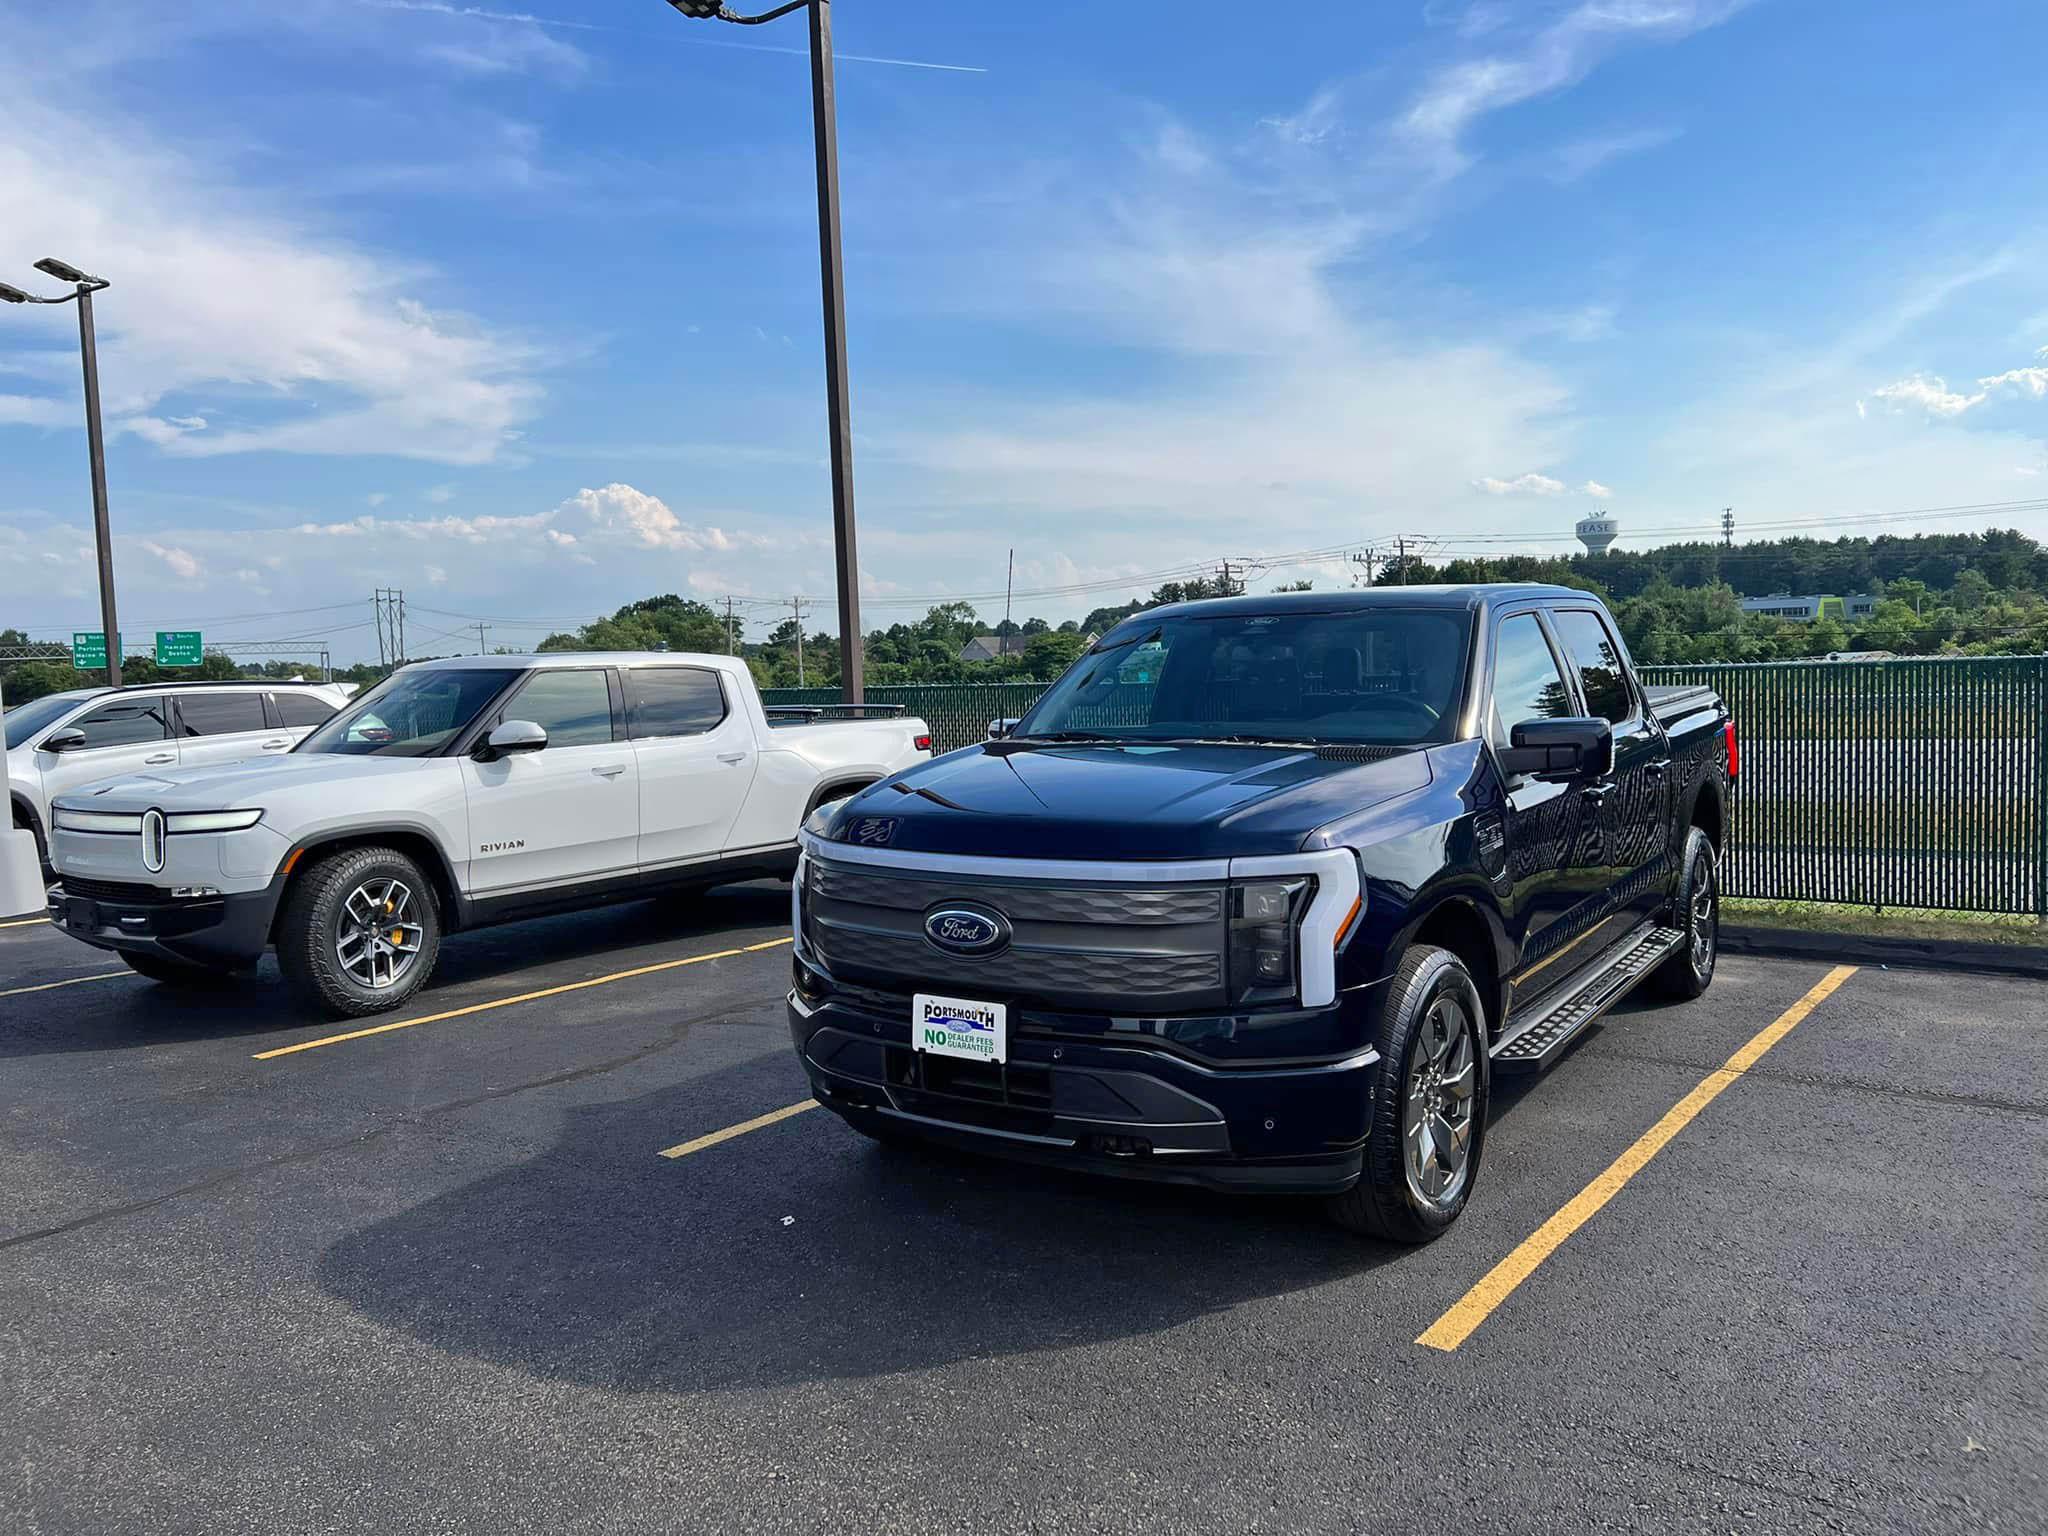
left=0, top=258, right=122, bottom=688
left=663, top=0, right=865, bottom=702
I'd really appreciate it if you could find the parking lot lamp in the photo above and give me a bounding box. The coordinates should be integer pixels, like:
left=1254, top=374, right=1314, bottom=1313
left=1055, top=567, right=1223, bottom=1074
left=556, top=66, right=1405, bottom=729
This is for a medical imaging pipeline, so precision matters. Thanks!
left=661, top=0, right=865, bottom=702
left=2, top=259, right=122, bottom=687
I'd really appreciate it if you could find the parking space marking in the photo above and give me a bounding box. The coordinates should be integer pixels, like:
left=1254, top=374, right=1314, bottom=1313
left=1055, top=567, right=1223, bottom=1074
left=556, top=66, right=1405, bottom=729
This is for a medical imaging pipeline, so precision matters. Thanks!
left=252, top=936, right=794, bottom=1060
left=0, top=970, right=129, bottom=1000
left=1417, top=963, right=1859, bottom=1353
left=0, top=917, right=51, bottom=929
left=658, top=1098, right=818, bottom=1159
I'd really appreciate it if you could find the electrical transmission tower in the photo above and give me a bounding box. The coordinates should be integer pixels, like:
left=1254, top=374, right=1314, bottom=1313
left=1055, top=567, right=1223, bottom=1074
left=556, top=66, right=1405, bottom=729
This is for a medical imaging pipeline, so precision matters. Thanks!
left=372, top=589, right=406, bottom=667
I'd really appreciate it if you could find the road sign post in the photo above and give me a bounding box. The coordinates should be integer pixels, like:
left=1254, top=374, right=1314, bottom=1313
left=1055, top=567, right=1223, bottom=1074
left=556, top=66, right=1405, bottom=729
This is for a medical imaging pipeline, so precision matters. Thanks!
left=155, top=631, right=203, bottom=668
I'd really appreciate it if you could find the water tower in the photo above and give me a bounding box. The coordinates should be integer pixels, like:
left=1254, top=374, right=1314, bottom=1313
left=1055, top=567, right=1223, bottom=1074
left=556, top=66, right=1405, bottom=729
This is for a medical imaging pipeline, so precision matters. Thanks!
left=1576, top=511, right=1618, bottom=556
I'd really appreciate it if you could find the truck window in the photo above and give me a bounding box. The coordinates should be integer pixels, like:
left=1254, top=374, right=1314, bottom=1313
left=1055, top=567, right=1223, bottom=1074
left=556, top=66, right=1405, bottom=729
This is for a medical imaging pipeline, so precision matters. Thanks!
left=1489, top=615, right=1576, bottom=746
left=69, top=697, right=169, bottom=749
left=623, top=668, right=727, bottom=740
left=1550, top=609, right=1633, bottom=724
left=174, top=691, right=268, bottom=738
left=273, top=692, right=338, bottom=728
left=502, top=669, right=615, bottom=748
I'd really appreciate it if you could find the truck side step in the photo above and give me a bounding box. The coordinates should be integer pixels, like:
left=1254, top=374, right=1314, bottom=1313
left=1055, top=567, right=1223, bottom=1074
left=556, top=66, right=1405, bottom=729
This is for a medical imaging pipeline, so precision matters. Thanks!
left=1492, top=924, right=1686, bottom=1071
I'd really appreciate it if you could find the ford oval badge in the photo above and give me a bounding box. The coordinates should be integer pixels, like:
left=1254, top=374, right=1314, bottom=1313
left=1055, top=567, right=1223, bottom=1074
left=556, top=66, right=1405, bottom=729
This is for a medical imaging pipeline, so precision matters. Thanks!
left=923, top=905, right=1010, bottom=956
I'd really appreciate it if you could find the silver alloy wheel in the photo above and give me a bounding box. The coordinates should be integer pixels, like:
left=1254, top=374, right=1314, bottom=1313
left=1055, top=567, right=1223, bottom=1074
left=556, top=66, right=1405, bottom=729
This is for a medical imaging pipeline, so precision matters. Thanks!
left=1691, top=851, right=1718, bottom=974
left=1403, top=991, right=1477, bottom=1209
left=335, top=877, right=425, bottom=990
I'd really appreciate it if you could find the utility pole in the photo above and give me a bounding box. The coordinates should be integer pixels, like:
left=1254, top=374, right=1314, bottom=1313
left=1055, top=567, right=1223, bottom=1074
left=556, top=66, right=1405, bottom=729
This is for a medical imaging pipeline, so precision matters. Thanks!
left=1217, top=560, right=1244, bottom=597
left=1394, top=538, right=1413, bottom=585
left=1004, top=548, right=1014, bottom=632
left=790, top=596, right=811, bottom=686
left=1350, top=550, right=1379, bottom=588
left=398, top=590, right=407, bottom=664
left=1721, top=507, right=1735, bottom=548
left=722, top=596, right=739, bottom=655
left=476, top=622, right=491, bottom=655
left=1, top=258, right=120, bottom=686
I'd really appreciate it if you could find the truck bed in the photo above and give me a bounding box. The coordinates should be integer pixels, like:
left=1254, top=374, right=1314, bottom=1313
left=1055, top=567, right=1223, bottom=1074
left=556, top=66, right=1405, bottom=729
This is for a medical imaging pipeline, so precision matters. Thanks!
left=1645, top=683, right=1719, bottom=728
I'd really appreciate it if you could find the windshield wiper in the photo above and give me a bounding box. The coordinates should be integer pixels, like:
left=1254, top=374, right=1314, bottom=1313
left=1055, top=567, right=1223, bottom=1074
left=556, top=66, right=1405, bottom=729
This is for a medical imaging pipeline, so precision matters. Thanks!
left=1003, top=731, right=1133, bottom=745
left=1153, top=733, right=1320, bottom=749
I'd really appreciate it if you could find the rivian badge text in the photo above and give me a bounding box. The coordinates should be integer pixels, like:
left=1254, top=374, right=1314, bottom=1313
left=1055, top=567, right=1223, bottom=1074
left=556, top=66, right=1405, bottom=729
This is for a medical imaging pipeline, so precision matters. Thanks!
left=923, top=905, right=1009, bottom=955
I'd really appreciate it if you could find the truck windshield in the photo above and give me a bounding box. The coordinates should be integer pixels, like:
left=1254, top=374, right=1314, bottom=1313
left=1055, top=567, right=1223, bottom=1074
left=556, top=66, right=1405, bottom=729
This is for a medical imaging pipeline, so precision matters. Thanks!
left=1015, top=608, right=1470, bottom=746
left=296, top=669, right=521, bottom=758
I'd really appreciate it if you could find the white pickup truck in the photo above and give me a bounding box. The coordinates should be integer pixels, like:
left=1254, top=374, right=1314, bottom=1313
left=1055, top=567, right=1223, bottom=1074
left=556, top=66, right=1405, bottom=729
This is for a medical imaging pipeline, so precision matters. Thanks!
left=46, top=653, right=930, bottom=1016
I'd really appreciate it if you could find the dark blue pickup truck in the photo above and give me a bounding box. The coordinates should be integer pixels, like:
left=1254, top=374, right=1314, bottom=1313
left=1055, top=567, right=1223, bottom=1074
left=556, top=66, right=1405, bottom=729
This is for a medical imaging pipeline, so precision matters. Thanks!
left=789, top=586, right=1735, bottom=1241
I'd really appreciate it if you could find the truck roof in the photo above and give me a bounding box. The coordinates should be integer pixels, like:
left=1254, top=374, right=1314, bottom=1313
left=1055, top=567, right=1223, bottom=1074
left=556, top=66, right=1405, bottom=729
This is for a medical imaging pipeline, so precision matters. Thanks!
left=1122, top=584, right=1598, bottom=625
left=401, top=651, right=745, bottom=672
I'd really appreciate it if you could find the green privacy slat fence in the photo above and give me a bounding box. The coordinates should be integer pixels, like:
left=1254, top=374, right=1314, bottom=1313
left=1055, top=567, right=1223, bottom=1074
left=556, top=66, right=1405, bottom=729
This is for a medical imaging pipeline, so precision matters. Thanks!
left=767, top=656, right=2048, bottom=915
left=762, top=683, right=1052, bottom=757
left=1642, top=657, right=2048, bottom=916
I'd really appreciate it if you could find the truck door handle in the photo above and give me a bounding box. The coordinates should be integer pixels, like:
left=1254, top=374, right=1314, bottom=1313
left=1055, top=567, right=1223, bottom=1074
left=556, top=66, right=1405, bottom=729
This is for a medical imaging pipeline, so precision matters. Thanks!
left=593, top=765, right=626, bottom=779
left=145, top=752, right=175, bottom=765
left=1645, top=759, right=1670, bottom=778
left=261, top=738, right=290, bottom=751
left=717, top=751, right=748, bottom=765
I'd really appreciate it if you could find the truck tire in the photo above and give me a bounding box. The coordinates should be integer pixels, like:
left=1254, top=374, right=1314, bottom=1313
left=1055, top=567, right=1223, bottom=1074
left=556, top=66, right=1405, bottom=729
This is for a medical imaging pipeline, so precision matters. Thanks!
left=277, top=845, right=442, bottom=1018
left=1650, top=827, right=1718, bottom=1000
left=120, top=952, right=234, bottom=988
left=1327, top=944, right=1488, bottom=1244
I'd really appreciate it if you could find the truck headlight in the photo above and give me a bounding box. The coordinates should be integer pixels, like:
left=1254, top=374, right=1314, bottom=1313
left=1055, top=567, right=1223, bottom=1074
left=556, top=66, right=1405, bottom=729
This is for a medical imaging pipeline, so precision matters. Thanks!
left=165, top=810, right=264, bottom=833
left=1227, top=877, right=1313, bottom=1004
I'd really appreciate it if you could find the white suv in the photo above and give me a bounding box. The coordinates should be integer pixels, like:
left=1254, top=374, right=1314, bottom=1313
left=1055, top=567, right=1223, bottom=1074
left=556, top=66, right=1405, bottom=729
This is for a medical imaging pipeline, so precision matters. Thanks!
left=6, top=681, right=350, bottom=871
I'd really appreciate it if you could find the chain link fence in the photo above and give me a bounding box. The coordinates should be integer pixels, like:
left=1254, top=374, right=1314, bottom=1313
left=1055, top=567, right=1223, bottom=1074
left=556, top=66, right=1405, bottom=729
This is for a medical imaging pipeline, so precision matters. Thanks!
left=768, top=656, right=2048, bottom=916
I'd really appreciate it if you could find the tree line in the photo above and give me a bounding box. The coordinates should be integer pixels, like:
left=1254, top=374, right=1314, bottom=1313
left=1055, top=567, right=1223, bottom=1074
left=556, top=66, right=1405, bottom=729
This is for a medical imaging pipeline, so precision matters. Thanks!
left=6, top=529, right=2046, bottom=707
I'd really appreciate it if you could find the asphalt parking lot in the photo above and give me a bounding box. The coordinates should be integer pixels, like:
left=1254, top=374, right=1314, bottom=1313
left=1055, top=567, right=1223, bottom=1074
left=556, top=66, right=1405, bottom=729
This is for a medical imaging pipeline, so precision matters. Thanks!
left=2, top=890, right=2042, bottom=1535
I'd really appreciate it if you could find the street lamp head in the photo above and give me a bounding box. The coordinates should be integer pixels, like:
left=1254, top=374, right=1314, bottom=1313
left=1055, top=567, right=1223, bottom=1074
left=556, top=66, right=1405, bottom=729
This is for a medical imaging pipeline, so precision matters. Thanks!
left=34, top=257, right=101, bottom=286
left=0, top=282, right=29, bottom=304
left=667, top=0, right=728, bottom=16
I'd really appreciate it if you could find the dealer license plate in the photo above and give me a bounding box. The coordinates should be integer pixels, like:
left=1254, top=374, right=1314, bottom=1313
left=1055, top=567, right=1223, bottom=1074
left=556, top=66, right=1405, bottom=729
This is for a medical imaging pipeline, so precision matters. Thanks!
left=911, top=993, right=1007, bottom=1065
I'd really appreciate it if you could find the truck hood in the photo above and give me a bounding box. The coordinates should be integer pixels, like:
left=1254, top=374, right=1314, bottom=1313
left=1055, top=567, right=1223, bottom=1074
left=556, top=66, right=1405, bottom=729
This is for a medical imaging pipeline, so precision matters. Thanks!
left=52, top=752, right=435, bottom=813
left=824, top=741, right=1433, bottom=860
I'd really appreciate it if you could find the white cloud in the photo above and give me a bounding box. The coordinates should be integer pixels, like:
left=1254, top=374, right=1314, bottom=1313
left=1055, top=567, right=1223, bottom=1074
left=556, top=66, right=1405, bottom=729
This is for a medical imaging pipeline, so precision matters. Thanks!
left=1546, top=125, right=1680, bottom=183
left=366, top=492, right=389, bottom=508
left=1980, top=366, right=2048, bottom=400
left=140, top=540, right=203, bottom=580
left=1865, top=359, right=2048, bottom=419
left=426, top=484, right=457, bottom=504
left=1400, top=2, right=1745, bottom=176
left=1475, top=472, right=1568, bottom=496
left=564, top=482, right=770, bottom=554
left=0, top=71, right=545, bottom=466
left=1259, top=88, right=1343, bottom=147
left=1581, top=479, right=1614, bottom=498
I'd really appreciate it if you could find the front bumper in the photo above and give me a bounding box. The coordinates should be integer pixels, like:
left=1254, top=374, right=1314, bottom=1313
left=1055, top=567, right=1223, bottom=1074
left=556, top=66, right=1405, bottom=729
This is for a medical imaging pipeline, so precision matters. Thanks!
left=47, top=879, right=281, bottom=969
left=789, top=975, right=1381, bottom=1196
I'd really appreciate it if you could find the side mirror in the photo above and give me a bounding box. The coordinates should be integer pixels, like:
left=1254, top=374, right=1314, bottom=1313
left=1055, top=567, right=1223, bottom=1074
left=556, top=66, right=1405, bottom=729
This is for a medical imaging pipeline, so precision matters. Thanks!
left=1500, top=717, right=1612, bottom=781
left=474, top=719, right=548, bottom=762
left=40, top=727, right=86, bottom=754
left=987, top=717, right=1021, bottom=741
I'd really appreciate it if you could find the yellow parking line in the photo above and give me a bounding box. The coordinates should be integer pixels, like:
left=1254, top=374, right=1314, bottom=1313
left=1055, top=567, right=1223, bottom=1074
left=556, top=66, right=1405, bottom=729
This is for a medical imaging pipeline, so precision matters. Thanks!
left=658, top=1099, right=818, bottom=1160
left=1417, top=963, right=1859, bottom=1353
left=253, top=936, right=793, bottom=1060
left=0, top=917, right=50, bottom=930
left=0, top=970, right=129, bottom=1000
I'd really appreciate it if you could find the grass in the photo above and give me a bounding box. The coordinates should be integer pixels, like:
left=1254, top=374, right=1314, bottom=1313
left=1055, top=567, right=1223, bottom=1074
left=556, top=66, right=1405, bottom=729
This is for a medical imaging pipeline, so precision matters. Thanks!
left=1724, top=897, right=2048, bottom=947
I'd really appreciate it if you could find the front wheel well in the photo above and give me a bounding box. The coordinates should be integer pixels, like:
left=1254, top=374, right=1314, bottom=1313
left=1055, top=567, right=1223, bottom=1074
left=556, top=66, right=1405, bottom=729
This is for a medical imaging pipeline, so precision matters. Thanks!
left=1406, top=898, right=1501, bottom=1038
left=271, top=830, right=462, bottom=943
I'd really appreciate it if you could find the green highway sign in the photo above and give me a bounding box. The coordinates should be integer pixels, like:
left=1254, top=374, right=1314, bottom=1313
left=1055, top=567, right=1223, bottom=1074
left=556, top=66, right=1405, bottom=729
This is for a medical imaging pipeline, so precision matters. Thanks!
left=155, top=631, right=204, bottom=668
left=71, top=631, right=120, bottom=669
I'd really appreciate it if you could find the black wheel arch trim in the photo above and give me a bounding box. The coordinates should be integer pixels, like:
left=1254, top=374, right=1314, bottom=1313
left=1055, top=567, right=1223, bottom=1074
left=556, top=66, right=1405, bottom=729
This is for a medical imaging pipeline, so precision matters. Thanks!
left=272, top=823, right=465, bottom=938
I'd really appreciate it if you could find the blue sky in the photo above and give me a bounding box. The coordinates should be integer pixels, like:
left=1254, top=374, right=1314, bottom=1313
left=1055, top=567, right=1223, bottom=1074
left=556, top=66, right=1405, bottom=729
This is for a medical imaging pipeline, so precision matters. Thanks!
left=3, top=0, right=2046, bottom=662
